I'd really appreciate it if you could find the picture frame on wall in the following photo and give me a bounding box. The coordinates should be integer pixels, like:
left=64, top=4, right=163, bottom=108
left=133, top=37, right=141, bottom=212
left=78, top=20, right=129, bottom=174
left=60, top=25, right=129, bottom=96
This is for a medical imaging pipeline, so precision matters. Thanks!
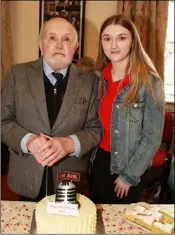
left=39, top=0, right=86, bottom=62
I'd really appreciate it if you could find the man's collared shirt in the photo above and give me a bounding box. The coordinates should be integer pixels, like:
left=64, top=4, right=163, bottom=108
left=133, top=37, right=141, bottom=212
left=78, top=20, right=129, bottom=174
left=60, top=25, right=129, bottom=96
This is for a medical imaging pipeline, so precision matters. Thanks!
left=43, top=59, right=67, bottom=86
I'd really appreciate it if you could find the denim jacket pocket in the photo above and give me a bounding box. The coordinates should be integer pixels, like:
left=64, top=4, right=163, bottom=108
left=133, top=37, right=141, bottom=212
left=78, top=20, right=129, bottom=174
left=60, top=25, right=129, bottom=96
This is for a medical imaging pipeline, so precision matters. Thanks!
left=129, top=101, right=146, bottom=122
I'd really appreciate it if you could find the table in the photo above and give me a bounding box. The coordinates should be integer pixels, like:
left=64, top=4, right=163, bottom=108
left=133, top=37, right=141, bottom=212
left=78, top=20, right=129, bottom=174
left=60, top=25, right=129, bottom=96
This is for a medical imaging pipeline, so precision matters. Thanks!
left=1, top=200, right=153, bottom=234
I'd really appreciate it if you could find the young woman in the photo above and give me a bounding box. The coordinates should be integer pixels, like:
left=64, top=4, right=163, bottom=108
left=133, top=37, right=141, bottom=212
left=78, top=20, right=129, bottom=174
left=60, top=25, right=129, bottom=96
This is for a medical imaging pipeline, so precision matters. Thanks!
left=89, top=15, right=165, bottom=204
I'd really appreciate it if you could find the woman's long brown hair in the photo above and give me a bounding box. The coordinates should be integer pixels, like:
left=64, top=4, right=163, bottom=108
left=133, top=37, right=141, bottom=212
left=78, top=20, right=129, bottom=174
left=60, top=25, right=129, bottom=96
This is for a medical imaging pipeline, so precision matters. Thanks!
left=95, top=15, right=164, bottom=105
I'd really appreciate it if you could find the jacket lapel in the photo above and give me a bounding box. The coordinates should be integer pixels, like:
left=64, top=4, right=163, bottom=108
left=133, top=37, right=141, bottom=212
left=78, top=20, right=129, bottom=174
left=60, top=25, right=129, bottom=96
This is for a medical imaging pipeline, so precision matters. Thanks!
left=52, top=64, right=83, bottom=131
left=26, top=58, right=51, bottom=132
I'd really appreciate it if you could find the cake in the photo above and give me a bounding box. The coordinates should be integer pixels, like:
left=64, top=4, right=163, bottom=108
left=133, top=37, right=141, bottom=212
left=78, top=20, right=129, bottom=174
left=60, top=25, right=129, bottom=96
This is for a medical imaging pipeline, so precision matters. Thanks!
left=35, top=194, right=97, bottom=234
left=35, top=185, right=97, bottom=234
left=124, top=203, right=174, bottom=234
left=160, top=206, right=174, bottom=224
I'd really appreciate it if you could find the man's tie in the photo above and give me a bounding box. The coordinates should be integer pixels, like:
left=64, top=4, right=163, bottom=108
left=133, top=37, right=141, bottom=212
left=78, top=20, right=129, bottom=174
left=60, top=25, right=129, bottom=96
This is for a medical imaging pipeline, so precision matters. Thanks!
left=52, top=72, right=64, bottom=86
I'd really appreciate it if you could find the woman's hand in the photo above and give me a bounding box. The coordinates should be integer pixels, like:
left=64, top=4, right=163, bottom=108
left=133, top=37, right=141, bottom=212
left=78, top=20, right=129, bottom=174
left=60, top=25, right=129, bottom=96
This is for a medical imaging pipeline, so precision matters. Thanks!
left=114, top=176, right=131, bottom=198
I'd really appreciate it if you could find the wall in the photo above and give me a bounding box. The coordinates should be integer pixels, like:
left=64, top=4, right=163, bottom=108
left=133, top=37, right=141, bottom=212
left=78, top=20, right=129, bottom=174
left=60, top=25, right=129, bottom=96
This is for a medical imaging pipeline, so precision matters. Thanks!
left=10, top=1, right=40, bottom=64
left=84, top=1, right=117, bottom=60
left=10, top=1, right=117, bottom=64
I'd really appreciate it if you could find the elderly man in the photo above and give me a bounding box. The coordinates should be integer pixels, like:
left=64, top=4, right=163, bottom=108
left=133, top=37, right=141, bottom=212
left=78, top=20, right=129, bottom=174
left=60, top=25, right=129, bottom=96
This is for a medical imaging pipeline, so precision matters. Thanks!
left=1, top=17, right=102, bottom=201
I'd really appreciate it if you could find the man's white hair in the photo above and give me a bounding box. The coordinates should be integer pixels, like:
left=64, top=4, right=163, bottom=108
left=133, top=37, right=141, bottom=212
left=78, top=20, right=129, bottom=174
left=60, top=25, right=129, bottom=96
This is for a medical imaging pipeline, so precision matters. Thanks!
left=39, top=17, right=78, bottom=43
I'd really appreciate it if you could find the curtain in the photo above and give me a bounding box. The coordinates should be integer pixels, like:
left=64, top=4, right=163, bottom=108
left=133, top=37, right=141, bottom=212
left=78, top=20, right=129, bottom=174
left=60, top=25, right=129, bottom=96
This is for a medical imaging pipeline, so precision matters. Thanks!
left=116, top=1, right=169, bottom=81
left=1, top=1, right=13, bottom=87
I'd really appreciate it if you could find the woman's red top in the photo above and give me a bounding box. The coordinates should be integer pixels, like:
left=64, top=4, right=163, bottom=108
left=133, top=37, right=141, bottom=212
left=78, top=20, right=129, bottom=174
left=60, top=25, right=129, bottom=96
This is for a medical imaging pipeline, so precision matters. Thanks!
left=99, top=62, right=130, bottom=152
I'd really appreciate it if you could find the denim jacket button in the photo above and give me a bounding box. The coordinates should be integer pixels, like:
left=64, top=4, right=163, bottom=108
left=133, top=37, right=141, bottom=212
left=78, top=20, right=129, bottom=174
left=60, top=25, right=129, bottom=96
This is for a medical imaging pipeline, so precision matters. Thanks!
left=116, top=105, right=120, bottom=109
left=114, top=151, right=118, bottom=155
left=114, top=130, right=118, bottom=133
left=133, top=103, right=138, bottom=108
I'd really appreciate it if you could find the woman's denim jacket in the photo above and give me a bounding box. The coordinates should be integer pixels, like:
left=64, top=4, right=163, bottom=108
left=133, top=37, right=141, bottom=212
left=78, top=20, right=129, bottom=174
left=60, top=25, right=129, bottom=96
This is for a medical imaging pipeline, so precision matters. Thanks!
left=91, top=71, right=165, bottom=186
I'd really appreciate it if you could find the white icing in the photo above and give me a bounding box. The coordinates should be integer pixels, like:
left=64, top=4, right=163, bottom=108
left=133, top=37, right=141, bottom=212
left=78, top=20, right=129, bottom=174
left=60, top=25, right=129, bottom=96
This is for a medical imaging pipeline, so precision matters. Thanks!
left=152, top=211, right=163, bottom=221
left=161, top=206, right=174, bottom=215
left=136, top=215, right=155, bottom=225
left=126, top=204, right=174, bottom=234
left=162, top=223, right=174, bottom=233
left=153, top=221, right=164, bottom=229
left=150, top=207, right=161, bottom=212
left=35, top=194, right=97, bottom=234
left=126, top=210, right=138, bottom=216
left=170, top=212, right=174, bottom=218
left=143, top=209, right=152, bottom=216
left=134, top=206, right=146, bottom=214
